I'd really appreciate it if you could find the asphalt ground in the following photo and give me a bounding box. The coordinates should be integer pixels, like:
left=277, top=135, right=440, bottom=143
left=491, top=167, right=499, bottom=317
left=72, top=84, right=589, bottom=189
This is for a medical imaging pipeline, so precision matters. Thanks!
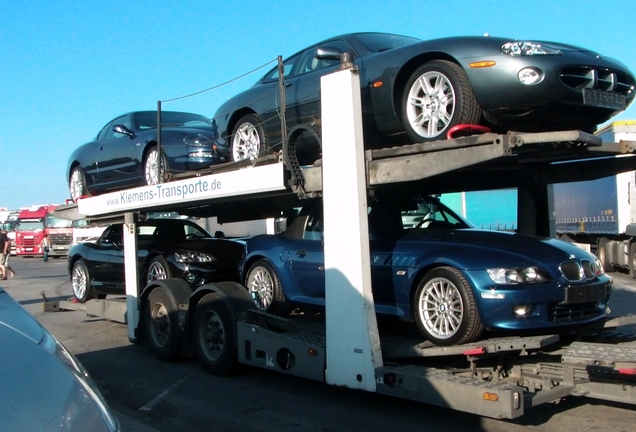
left=2, top=256, right=636, bottom=432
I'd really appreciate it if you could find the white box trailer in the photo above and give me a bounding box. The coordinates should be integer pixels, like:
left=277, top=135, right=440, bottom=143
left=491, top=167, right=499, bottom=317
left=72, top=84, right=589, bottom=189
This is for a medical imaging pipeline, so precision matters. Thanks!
left=552, top=120, right=636, bottom=273
left=54, top=66, right=636, bottom=420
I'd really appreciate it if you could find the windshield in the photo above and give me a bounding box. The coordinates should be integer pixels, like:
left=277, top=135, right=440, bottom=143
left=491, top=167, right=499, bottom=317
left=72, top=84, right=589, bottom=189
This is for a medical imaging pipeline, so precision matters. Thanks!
left=135, top=111, right=212, bottom=130
left=46, top=214, right=72, bottom=228
left=0, top=221, right=17, bottom=231
left=16, top=221, right=44, bottom=231
left=400, top=196, right=473, bottom=229
left=354, top=33, right=421, bottom=53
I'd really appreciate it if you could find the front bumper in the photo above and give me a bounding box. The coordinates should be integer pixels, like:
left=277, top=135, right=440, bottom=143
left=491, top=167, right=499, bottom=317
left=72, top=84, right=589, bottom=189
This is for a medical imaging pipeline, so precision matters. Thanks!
left=468, top=270, right=612, bottom=331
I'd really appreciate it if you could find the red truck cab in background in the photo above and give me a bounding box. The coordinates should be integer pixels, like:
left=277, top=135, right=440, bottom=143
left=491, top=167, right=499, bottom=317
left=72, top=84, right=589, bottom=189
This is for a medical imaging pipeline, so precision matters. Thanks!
left=15, top=205, right=73, bottom=257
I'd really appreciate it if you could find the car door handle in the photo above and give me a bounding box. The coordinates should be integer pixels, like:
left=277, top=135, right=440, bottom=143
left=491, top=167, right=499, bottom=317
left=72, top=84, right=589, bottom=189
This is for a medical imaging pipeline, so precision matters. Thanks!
left=99, top=146, right=105, bottom=150
left=296, top=250, right=308, bottom=257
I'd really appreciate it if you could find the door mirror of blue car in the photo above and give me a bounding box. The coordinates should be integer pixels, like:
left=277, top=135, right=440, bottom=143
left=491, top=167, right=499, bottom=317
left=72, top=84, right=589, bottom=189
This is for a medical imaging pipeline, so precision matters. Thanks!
left=113, top=124, right=135, bottom=138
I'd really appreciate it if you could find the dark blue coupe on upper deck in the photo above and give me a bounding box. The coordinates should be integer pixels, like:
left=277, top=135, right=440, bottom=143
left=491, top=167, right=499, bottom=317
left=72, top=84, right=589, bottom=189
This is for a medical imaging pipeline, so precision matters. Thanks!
left=67, top=111, right=229, bottom=202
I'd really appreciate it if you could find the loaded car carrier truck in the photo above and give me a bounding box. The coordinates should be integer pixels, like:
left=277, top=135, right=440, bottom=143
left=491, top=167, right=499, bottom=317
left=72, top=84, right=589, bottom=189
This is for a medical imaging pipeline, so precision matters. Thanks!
left=54, top=66, right=636, bottom=420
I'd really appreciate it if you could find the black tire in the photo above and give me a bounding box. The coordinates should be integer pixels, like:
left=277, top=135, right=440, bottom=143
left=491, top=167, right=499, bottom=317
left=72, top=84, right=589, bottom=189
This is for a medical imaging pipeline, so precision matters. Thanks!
left=230, top=114, right=269, bottom=162
left=192, top=293, right=238, bottom=376
left=71, top=259, right=95, bottom=303
left=146, top=256, right=172, bottom=285
left=629, top=243, right=636, bottom=278
left=597, top=238, right=615, bottom=273
left=69, top=166, right=89, bottom=203
left=144, top=146, right=167, bottom=186
left=144, top=287, right=182, bottom=361
left=244, top=259, right=288, bottom=314
left=413, top=266, right=484, bottom=345
left=401, top=60, right=482, bottom=142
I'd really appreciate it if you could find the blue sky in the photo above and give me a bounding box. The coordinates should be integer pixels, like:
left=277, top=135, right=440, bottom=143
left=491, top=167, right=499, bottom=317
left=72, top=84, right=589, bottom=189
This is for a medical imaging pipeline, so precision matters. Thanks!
left=2, top=0, right=635, bottom=210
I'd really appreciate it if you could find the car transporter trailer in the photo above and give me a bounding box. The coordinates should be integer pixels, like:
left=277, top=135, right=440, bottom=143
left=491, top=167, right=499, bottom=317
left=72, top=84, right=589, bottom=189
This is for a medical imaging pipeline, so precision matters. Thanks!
left=53, top=62, right=636, bottom=419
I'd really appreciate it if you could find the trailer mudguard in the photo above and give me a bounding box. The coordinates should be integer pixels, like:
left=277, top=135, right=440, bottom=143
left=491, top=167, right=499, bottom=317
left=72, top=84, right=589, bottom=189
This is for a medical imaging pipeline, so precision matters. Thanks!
left=190, top=282, right=255, bottom=346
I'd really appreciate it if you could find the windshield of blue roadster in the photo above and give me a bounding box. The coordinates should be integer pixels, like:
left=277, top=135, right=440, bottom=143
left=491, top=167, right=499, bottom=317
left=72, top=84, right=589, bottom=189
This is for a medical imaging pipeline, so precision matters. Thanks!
left=401, top=196, right=473, bottom=229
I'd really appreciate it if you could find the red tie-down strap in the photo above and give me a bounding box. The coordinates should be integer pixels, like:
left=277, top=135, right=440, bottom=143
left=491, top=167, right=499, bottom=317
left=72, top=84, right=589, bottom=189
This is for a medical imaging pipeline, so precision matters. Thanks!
left=447, top=124, right=492, bottom=140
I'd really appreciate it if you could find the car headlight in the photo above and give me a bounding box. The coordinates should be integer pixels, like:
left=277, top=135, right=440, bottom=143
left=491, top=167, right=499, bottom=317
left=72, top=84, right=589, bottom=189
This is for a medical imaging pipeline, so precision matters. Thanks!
left=183, top=134, right=215, bottom=146
left=174, top=250, right=216, bottom=263
left=501, top=41, right=561, bottom=56
left=487, top=267, right=550, bottom=284
left=594, top=257, right=606, bottom=276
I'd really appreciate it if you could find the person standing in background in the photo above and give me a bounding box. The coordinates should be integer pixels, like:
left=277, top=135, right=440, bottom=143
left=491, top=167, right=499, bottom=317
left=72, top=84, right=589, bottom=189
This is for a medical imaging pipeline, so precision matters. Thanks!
left=0, top=230, right=7, bottom=279
left=1, top=230, right=14, bottom=278
left=41, top=234, right=52, bottom=262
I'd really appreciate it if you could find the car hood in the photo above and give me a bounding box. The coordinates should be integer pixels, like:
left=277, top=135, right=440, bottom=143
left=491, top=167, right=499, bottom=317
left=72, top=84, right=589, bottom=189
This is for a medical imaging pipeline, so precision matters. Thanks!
left=0, top=287, right=43, bottom=344
left=398, top=228, right=592, bottom=263
left=144, top=237, right=245, bottom=256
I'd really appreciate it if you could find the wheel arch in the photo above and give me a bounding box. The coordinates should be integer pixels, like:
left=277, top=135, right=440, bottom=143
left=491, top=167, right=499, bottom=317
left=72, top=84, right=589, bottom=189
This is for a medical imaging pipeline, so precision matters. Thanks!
left=141, top=252, right=164, bottom=280
left=224, top=108, right=258, bottom=142
left=68, top=254, right=84, bottom=274
left=68, top=160, right=81, bottom=183
left=408, top=262, right=467, bottom=321
left=240, top=254, right=272, bottom=282
left=141, top=139, right=158, bottom=163
left=139, top=278, right=192, bottom=341
left=392, top=53, right=463, bottom=124
left=189, top=281, right=254, bottom=347
left=409, top=261, right=481, bottom=318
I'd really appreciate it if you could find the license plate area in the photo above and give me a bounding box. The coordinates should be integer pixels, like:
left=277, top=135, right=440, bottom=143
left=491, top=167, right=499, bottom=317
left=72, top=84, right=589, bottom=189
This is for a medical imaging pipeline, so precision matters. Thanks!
left=562, top=284, right=609, bottom=304
left=583, top=89, right=626, bottom=110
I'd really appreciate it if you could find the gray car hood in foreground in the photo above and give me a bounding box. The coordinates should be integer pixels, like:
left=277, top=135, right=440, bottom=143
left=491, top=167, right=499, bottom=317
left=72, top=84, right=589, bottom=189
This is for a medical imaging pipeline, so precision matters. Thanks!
left=0, top=287, right=119, bottom=432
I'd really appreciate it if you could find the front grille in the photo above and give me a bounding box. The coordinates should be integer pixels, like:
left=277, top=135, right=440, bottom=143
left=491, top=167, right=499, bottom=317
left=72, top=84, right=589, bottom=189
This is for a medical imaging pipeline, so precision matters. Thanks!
left=548, top=301, right=602, bottom=323
left=560, top=67, right=634, bottom=95
left=50, top=234, right=72, bottom=246
left=559, top=260, right=596, bottom=282
left=580, top=260, right=594, bottom=279
left=20, top=239, right=38, bottom=247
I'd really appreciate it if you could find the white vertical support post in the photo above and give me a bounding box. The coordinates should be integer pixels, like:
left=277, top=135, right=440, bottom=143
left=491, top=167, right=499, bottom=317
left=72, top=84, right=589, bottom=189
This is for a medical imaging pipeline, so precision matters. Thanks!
left=321, top=67, right=383, bottom=391
left=123, top=212, right=140, bottom=342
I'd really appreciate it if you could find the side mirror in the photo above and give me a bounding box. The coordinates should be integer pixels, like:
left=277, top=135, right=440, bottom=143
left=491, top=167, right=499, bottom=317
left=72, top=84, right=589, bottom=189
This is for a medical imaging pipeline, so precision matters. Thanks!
left=315, top=46, right=345, bottom=61
left=113, top=124, right=135, bottom=138
left=100, top=236, right=122, bottom=249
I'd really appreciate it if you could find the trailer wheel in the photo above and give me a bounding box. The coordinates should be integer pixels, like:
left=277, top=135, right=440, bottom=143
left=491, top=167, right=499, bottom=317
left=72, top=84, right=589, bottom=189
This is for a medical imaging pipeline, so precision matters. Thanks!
left=413, top=267, right=484, bottom=345
left=629, top=243, right=636, bottom=278
left=244, top=259, right=288, bottom=314
left=144, top=287, right=181, bottom=361
left=597, top=239, right=615, bottom=273
left=146, top=256, right=172, bottom=284
left=231, top=114, right=269, bottom=162
left=402, top=60, right=482, bottom=142
left=69, top=166, right=89, bottom=203
left=192, top=293, right=238, bottom=376
left=71, top=259, right=95, bottom=302
left=144, top=146, right=166, bottom=186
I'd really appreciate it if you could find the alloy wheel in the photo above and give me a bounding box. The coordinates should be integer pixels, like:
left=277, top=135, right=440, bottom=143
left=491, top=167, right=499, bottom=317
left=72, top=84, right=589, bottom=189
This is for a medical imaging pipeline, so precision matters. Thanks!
left=405, top=71, right=456, bottom=139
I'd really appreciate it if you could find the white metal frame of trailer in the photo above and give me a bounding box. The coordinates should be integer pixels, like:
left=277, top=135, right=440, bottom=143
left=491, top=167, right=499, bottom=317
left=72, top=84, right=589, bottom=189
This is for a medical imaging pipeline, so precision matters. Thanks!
left=65, top=64, right=636, bottom=420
